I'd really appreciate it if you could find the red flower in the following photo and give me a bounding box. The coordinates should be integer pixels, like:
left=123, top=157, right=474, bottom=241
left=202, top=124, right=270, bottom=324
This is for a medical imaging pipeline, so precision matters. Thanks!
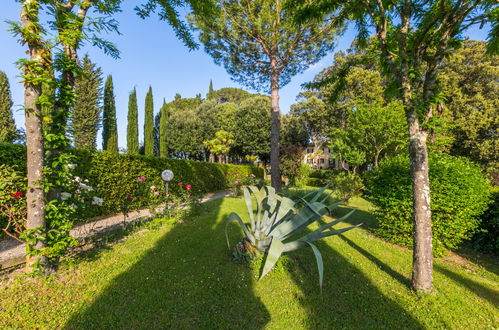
left=137, top=177, right=146, bottom=182
left=127, top=195, right=133, bottom=200
left=187, top=194, right=191, bottom=199
left=178, top=182, right=183, bottom=186
left=11, top=192, right=23, bottom=198
left=186, top=184, right=192, bottom=190
left=226, top=172, right=230, bottom=176
left=235, top=179, right=240, bottom=184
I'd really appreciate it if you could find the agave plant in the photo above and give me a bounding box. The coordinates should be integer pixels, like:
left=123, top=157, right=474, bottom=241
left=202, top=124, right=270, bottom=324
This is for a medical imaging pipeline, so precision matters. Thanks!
left=226, top=185, right=361, bottom=290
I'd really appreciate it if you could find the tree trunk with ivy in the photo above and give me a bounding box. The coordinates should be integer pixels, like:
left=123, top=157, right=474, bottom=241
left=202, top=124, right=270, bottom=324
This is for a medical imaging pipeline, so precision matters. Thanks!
left=20, top=0, right=48, bottom=272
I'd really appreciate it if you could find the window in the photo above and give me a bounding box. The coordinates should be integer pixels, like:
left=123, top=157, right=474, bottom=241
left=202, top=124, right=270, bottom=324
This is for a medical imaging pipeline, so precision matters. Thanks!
left=307, top=159, right=313, bottom=164
left=320, top=159, right=325, bottom=164
left=307, top=148, right=313, bottom=153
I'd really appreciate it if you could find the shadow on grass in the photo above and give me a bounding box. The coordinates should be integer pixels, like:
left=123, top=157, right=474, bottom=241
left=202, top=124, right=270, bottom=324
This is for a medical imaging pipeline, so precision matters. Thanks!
left=434, top=264, right=499, bottom=306
left=65, top=198, right=270, bottom=329
left=283, top=236, right=423, bottom=329
left=338, top=235, right=411, bottom=287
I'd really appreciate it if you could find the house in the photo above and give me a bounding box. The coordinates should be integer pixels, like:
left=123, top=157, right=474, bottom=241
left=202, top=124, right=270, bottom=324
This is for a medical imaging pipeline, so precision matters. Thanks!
left=302, top=145, right=346, bottom=170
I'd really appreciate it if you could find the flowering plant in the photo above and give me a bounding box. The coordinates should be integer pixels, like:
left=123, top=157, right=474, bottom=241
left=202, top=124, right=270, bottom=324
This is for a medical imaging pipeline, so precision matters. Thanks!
left=0, top=165, right=27, bottom=241
left=225, top=172, right=260, bottom=196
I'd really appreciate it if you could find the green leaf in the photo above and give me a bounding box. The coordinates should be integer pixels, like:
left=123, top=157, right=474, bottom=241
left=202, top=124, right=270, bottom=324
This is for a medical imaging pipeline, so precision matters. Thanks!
left=316, top=223, right=363, bottom=241
left=306, top=242, right=324, bottom=292
left=300, top=209, right=356, bottom=242
left=225, top=212, right=255, bottom=249
left=243, top=187, right=256, bottom=231
left=260, top=236, right=284, bottom=280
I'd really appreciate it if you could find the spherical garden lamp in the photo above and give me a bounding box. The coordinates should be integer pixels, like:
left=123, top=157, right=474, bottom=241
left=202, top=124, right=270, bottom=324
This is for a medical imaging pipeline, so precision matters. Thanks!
left=161, top=170, right=174, bottom=196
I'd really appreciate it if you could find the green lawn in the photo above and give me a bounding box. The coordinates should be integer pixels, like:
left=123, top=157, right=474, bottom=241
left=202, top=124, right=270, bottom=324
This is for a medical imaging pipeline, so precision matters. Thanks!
left=1, top=195, right=498, bottom=329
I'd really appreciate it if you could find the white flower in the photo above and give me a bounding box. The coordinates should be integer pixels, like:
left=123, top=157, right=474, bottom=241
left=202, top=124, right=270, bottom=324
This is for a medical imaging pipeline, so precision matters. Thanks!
left=70, top=203, right=77, bottom=209
left=67, top=164, right=76, bottom=169
left=60, top=192, right=72, bottom=201
left=74, top=176, right=82, bottom=183
left=92, top=196, right=104, bottom=206
left=80, top=183, right=94, bottom=191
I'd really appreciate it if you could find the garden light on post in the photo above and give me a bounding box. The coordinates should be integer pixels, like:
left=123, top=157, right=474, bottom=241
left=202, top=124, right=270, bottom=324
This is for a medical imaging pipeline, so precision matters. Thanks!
left=161, top=170, right=174, bottom=196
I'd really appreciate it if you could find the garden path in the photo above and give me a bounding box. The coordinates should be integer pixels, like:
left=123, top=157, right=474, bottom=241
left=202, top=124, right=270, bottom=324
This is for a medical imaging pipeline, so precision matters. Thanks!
left=0, top=190, right=232, bottom=270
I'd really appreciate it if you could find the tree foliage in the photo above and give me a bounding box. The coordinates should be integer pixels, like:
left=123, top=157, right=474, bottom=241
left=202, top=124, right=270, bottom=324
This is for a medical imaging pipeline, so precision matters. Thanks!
left=233, top=96, right=271, bottom=159
left=189, top=0, right=339, bottom=92
left=71, top=55, right=103, bottom=150
left=127, top=88, right=139, bottom=155
left=330, top=101, right=407, bottom=170
left=144, top=86, right=155, bottom=156
left=203, top=130, right=235, bottom=163
left=0, top=71, right=16, bottom=143
left=440, top=40, right=499, bottom=172
left=159, top=100, right=169, bottom=157
left=102, top=75, right=118, bottom=152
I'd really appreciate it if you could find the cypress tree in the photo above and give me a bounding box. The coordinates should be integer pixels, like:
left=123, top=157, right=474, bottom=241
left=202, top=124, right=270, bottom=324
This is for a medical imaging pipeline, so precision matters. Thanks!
left=71, top=55, right=103, bottom=150
left=102, top=75, right=118, bottom=152
left=0, top=71, right=16, bottom=143
left=144, top=86, right=154, bottom=156
left=207, top=79, right=215, bottom=99
left=127, top=88, right=139, bottom=154
left=159, top=100, right=169, bottom=157
left=154, top=112, right=160, bottom=156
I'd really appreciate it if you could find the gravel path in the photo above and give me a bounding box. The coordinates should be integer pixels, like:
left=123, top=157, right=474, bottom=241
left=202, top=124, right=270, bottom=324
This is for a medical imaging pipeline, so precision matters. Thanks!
left=0, top=190, right=232, bottom=270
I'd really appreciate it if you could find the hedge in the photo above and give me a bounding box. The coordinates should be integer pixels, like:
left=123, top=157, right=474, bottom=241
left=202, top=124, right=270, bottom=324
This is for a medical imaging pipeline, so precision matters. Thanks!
left=0, top=143, right=263, bottom=219
left=365, top=152, right=492, bottom=255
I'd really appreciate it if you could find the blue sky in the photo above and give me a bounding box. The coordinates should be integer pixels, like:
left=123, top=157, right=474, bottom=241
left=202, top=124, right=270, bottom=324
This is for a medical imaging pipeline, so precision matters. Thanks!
left=0, top=2, right=490, bottom=148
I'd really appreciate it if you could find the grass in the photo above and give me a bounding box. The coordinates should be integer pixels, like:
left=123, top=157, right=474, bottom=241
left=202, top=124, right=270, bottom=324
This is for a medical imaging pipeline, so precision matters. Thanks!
left=0, top=194, right=498, bottom=329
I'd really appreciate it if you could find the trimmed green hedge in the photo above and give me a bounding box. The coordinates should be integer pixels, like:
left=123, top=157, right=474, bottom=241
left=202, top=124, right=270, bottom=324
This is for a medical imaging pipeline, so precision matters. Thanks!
left=365, top=152, right=492, bottom=255
left=0, top=143, right=263, bottom=219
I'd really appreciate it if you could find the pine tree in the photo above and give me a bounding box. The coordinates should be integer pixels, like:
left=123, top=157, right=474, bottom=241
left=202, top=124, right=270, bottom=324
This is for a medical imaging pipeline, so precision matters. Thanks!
left=207, top=79, right=215, bottom=100
left=144, top=86, right=154, bottom=156
left=70, top=55, right=103, bottom=150
left=190, top=0, right=339, bottom=192
left=127, top=88, right=139, bottom=154
left=0, top=71, right=16, bottom=143
left=160, top=100, right=169, bottom=157
left=102, top=75, right=118, bottom=152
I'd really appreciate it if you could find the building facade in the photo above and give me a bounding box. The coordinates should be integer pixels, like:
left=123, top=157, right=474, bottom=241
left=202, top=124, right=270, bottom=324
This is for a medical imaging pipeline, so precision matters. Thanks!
left=302, top=145, right=348, bottom=170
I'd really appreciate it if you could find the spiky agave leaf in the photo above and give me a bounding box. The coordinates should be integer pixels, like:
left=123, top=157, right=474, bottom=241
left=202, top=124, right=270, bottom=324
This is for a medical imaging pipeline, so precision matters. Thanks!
left=225, top=185, right=361, bottom=290
left=225, top=212, right=255, bottom=248
left=260, top=236, right=284, bottom=280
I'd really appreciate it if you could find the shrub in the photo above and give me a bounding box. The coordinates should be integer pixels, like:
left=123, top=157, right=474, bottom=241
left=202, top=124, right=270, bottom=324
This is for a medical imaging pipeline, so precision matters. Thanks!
left=365, top=153, right=492, bottom=255
left=471, top=187, right=499, bottom=255
left=0, top=143, right=26, bottom=172
left=306, top=169, right=340, bottom=187
left=332, top=172, right=364, bottom=202
left=0, top=164, right=27, bottom=240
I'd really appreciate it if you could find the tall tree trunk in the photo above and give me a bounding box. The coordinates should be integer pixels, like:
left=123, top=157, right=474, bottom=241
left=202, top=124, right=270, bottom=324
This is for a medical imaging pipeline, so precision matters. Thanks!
left=21, top=0, right=47, bottom=271
left=270, top=70, right=281, bottom=192
left=407, top=109, right=433, bottom=292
